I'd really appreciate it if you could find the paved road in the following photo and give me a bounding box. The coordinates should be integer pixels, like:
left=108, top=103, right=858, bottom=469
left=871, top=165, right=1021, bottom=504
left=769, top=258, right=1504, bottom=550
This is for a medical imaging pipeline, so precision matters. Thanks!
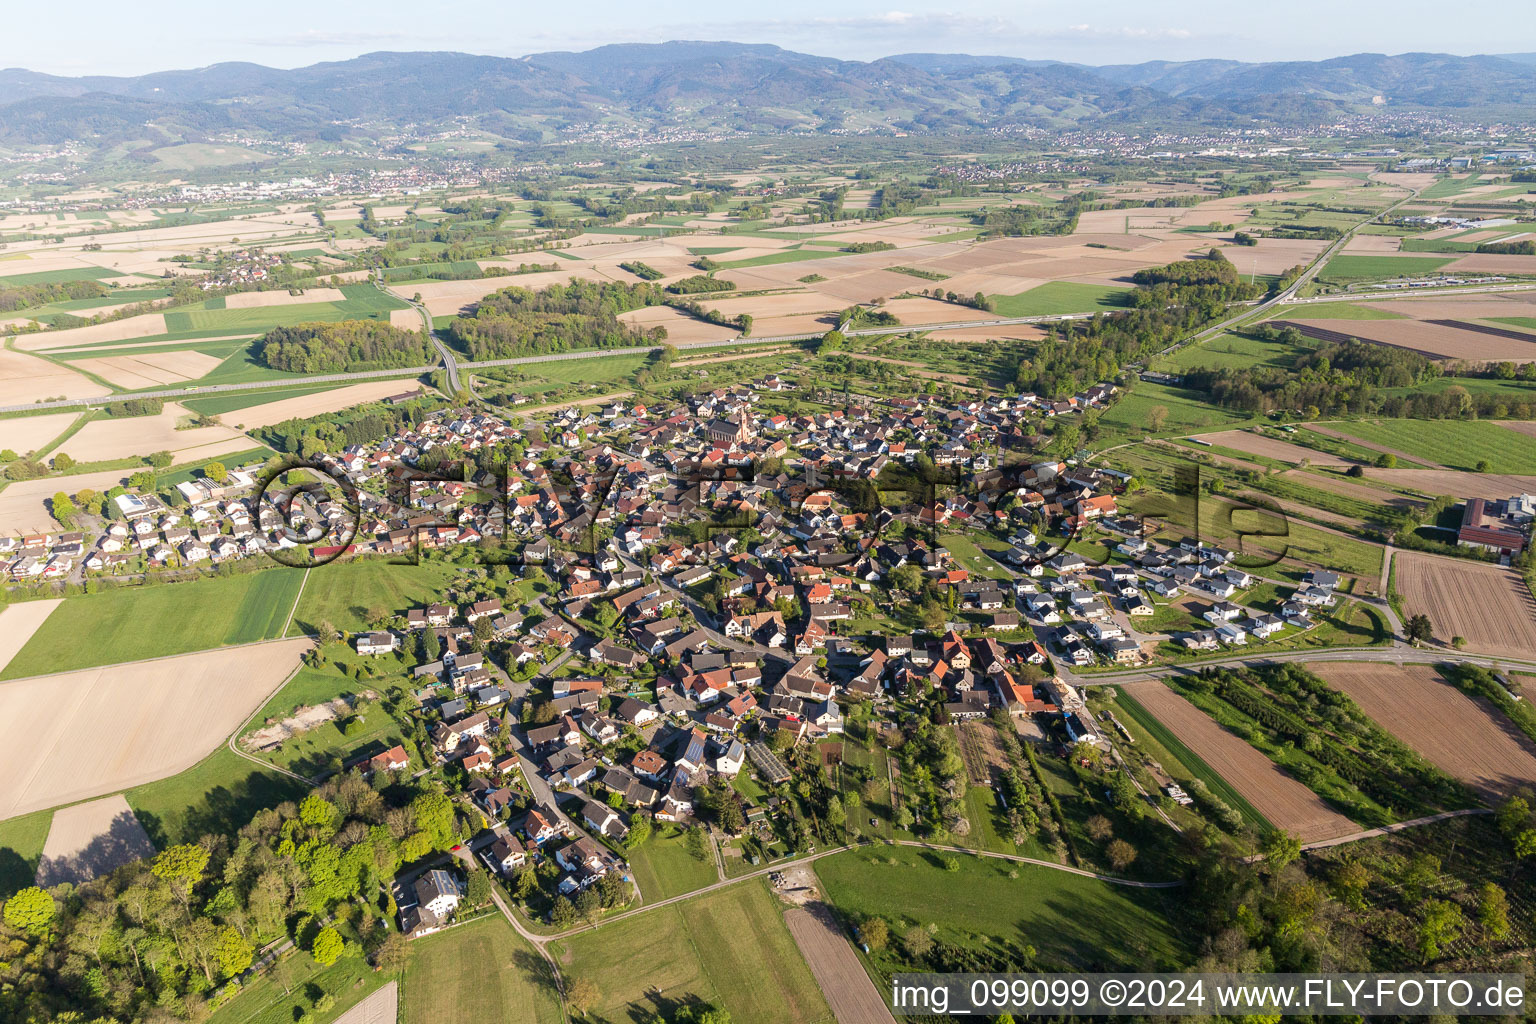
left=374, top=272, right=464, bottom=395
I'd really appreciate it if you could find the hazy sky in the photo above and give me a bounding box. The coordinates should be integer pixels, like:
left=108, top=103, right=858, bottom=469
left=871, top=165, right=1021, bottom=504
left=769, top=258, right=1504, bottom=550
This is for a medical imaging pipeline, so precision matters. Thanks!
left=9, top=1, right=1534, bottom=77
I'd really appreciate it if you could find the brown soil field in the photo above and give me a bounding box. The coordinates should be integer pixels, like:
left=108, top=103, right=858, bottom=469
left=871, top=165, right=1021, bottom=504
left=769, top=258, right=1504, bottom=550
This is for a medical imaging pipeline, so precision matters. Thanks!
left=222, top=287, right=346, bottom=309
left=1343, top=234, right=1403, bottom=253
left=411, top=268, right=607, bottom=316
left=1283, top=469, right=1420, bottom=509
left=69, top=350, right=225, bottom=389
left=1448, top=253, right=1536, bottom=275
left=0, top=637, right=310, bottom=818
left=229, top=380, right=430, bottom=430
left=1364, top=467, right=1536, bottom=500
left=14, top=314, right=169, bottom=352
left=332, top=982, right=398, bottom=1024
left=784, top=904, right=897, bottom=1024
left=617, top=305, right=735, bottom=344
left=35, top=794, right=156, bottom=887
left=1192, top=429, right=1355, bottom=467
left=955, top=720, right=1010, bottom=785
left=1361, top=294, right=1536, bottom=319
left=1287, top=318, right=1536, bottom=363
left=0, top=600, right=61, bottom=676
left=1121, top=680, right=1359, bottom=842
left=0, top=411, right=83, bottom=455
left=55, top=403, right=248, bottom=463
left=0, top=467, right=139, bottom=532
left=1392, top=550, right=1536, bottom=658
left=0, top=349, right=111, bottom=404
left=1316, top=662, right=1536, bottom=800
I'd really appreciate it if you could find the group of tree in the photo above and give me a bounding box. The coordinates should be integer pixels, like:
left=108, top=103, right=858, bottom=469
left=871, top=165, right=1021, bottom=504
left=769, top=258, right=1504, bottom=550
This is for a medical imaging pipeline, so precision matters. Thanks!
left=665, top=275, right=736, bottom=295
left=258, top=320, right=434, bottom=374
left=445, top=279, right=667, bottom=361
left=0, top=276, right=109, bottom=313
left=0, top=775, right=468, bottom=1023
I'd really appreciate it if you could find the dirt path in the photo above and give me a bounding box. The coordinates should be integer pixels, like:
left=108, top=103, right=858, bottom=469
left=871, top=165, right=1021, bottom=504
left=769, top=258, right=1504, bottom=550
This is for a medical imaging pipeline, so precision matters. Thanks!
left=785, top=904, right=897, bottom=1024
left=513, top=390, right=634, bottom=418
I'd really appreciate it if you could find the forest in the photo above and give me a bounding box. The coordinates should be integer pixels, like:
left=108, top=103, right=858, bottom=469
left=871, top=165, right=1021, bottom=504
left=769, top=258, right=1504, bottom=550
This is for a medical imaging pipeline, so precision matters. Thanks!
left=445, top=279, right=668, bottom=360
left=0, top=776, right=470, bottom=1024
left=0, top=277, right=109, bottom=313
left=257, top=321, right=435, bottom=374
left=1014, top=256, right=1258, bottom=397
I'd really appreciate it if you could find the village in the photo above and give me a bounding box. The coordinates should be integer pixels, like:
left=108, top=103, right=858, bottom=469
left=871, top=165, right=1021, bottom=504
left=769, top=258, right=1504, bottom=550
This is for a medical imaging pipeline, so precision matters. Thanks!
left=5, top=364, right=1471, bottom=937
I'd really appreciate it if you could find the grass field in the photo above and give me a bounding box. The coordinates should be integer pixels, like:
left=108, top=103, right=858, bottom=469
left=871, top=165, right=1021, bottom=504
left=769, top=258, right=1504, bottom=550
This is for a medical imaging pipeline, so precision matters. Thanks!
left=1315, top=254, right=1455, bottom=285
left=400, top=915, right=563, bottom=1024
left=988, top=282, right=1134, bottom=317
left=1098, top=382, right=1258, bottom=439
left=0, top=808, right=51, bottom=899
left=161, top=284, right=407, bottom=334
left=1266, top=301, right=1408, bottom=321
left=0, top=569, right=305, bottom=679
left=286, top=559, right=461, bottom=636
left=1328, top=418, right=1536, bottom=474
left=1157, top=331, right=1309, bottom=373
left=626, top=825, right=718, bottom=901
left=715, top=249, right=842, bottom=270
left=126, top=742, right=306, bottom=848
left=550, top=880, right=832, bottom=1024
left=206, top=926, right=389, bottom=1024
left=815, top=844, right=1187, bottom=968
left=0, top=267, right=125, bottom=286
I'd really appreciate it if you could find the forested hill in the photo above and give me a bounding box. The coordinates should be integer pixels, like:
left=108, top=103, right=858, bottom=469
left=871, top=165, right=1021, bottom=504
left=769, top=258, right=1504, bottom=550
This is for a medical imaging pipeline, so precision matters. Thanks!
left=6, top=43, right=1536, bottom=148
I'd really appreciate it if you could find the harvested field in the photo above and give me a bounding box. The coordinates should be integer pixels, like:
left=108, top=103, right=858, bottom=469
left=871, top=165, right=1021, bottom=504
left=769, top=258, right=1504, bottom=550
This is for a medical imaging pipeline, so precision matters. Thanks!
left=0, top=349, right=111, bottom=405
left=784, top=905, right=897, bottom=1024
left=13, top=314, right=169, bottom=351
left=1278, top=318, right=1536, bottom=363
left=0, top=412, right=81, bottom=455
left=1119, top=680, right=1359, bottom=842
left=618, top=305, right=735, bottom=343
left=1192, top=429, right=1355, bottom=467
left=1316, top=663, right=1536, bottom=800
left=1448, top=253, right=1536, bottom=275
left=0, top=600, right=61, bottom=676
left=34, top=794, right=155, bottom=887
left=0, top=637, right=309, bottom=818
left=388, top=309, right=421, bottom=330
left=1392, top=550, right=1536, bottom=659
left=410, top=268, right=602, bottom=316
left=1365, top=467, right=1536, bottom=500
left=0, top=468, right=138, bottom=532
left=334, top=981, right=397, bottom=1024
left=227, top=379, right=428, bottom=429
left=1361, top=294, right=1536, bottom=320
left=55, top=403, right=247, bottom=463
left=223, top=287, right=346, bottom=308
left=1342, top=234, right=1403, bottom=253
left=68, top=350, right=225, bottom=389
